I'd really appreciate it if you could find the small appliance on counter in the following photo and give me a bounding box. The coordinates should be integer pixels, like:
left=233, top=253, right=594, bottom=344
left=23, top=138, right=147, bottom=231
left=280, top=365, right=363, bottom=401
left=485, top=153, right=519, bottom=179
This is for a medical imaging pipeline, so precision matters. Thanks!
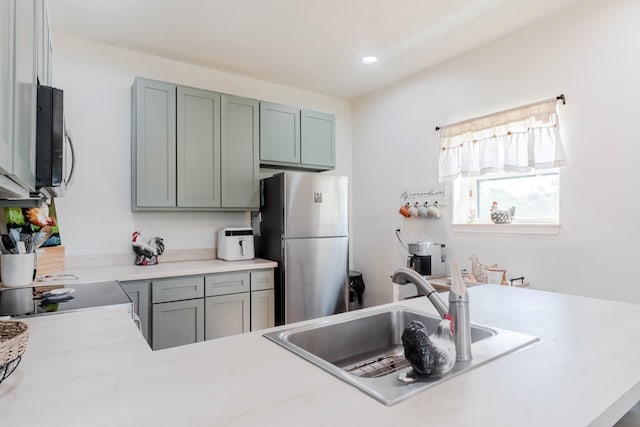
left=407, top=241, right=447, bottom=278
left=217, top=227, right=255, bottom=261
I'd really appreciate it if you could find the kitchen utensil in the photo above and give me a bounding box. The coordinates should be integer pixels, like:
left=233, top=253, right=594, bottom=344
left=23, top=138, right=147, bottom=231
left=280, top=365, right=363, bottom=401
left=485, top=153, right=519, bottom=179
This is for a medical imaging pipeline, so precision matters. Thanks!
left=20, top=234, right=34, bottom=253
left=33, top=226, right=53, bottom=250
left=41, top=288, right=75, bottom=298
left=8, top=229, right=20, bottom=245
left=1, top=235, right=16, bottom=254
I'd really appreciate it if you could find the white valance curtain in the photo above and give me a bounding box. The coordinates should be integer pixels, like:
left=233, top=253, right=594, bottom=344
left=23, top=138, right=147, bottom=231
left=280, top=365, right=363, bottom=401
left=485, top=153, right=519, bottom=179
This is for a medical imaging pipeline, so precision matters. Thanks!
left=438, top=98, right=567, bottom=182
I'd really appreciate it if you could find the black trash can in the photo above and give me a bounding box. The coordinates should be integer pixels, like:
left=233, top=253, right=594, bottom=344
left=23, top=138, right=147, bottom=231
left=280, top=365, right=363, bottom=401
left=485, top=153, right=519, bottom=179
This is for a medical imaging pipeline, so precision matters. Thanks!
left=349, top=270, right=366, bottom=310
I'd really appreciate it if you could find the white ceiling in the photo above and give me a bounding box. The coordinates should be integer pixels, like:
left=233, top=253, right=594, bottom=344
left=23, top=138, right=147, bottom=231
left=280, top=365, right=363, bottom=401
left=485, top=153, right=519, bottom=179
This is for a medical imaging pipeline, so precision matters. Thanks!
left=47, top=0, right=582, bottom=99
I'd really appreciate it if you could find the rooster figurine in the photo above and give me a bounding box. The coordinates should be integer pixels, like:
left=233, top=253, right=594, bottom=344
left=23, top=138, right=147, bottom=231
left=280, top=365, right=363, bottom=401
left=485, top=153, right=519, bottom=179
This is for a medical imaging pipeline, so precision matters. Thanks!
left=490, top=201, right=515, bottom=224
left=401, top=318, right=455, bottom=377
left=131, top=231, right=165, bottom=266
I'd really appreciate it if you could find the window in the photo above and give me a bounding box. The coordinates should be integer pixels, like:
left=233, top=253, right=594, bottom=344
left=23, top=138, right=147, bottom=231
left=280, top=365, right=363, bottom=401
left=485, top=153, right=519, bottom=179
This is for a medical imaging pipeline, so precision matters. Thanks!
left=437, top=97, right=567, bottom=232
left=452, top=171, right=560, bottom=225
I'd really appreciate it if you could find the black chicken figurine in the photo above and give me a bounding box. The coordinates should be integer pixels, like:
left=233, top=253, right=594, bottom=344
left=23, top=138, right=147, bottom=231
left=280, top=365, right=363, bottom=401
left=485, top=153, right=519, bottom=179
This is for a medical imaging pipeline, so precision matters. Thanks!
left=131, top=231, right=165, bottom=266
left=401, top=319, right=455, bottom=377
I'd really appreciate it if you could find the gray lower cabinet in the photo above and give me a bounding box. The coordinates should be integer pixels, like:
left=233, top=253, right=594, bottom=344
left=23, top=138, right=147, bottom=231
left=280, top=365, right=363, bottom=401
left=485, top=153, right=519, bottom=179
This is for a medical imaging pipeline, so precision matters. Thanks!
left=250, top=289, right=275, bottom=331
left=150, top=275, right=205, bottom=350
left=120, top=280, right=152, bottom=347
left=259, top=102, right=335, bottom=171
left=250, top=270, right=275, bottom=331
left=204, top=271, right=250, bottom=339
left=204, top=293, right=250, bottom=340
left=123, top=269, right=273, bottom=350
left=131, top=77, right=259, bottom=211
left=152, top=298, right=205, bottom=350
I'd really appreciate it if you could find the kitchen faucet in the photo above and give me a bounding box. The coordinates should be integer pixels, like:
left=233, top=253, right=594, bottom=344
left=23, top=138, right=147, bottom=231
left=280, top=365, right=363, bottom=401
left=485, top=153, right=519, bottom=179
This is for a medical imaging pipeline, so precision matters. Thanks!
left=391, top=267, right=472, bottom=361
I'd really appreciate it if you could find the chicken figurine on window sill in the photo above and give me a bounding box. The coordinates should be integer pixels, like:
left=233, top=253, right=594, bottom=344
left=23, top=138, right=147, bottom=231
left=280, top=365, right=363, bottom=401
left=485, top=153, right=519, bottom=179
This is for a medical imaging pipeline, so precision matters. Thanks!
left=490, top=201, right=515, bottom=224
left=131, top=231, right=165, bottom=266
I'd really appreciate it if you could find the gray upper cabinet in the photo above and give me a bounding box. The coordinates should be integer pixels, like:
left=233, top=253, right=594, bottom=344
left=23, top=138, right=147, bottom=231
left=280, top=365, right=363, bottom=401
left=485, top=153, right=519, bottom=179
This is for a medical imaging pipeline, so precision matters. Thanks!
left=260, top=101, right=335, bottom=171
left=177, top=86, right=221, bottom=208
left=131, top=78, right=260, bottom=211
left=221, top=95, right=259, bottom=209
left=0, top=0, right=38, bottom=198
left=301, top=110, right=335, bottom=169
left=131, top=78, right=177, bottom=208
left=259, top=102, right=300, bottom=164
left=0, top=0, right=14, bottom=185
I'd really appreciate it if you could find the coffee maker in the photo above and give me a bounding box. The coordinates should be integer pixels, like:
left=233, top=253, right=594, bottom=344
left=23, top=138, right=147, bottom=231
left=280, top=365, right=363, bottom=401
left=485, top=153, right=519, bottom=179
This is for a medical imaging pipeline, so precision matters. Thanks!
left=407, top=241, right=447, bottom=277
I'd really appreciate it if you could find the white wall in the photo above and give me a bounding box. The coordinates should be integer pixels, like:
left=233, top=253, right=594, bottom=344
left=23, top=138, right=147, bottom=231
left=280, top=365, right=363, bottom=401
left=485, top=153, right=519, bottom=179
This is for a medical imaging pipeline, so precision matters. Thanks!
left=352, top=0, right=640, bottom=306
left=51, top=34, right=352, bottom=257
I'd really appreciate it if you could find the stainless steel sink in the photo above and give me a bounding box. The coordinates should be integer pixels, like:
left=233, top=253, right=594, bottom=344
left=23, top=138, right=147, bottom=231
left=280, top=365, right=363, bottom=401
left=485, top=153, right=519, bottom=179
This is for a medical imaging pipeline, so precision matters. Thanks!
left=264, top=306, right=538, bottom=406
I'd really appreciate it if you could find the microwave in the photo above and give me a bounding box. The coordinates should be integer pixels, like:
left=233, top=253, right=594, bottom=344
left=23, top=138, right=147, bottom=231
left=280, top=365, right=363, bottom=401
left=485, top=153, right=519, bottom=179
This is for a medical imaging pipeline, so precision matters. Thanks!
left=35, top=84, right=75, bottom=197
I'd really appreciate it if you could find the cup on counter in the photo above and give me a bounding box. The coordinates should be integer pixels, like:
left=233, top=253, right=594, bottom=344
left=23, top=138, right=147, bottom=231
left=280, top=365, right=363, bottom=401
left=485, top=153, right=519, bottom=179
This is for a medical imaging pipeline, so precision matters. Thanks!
left=0, top=253, right=36, bottom=288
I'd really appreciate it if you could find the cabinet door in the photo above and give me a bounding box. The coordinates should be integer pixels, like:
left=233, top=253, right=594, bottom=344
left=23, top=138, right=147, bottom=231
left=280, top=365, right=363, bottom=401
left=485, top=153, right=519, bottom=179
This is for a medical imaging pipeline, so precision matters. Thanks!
left=221, top=94, right=259, bottom=208
left=132, top=78, right=176, bottom=208
left=204, top=293, right=250, bottom=340
left=251, top=289, right=275, bottom=331
left=259, top=102, right=300, bottom=164
left=120, top=280, right=152, bottom=347
left=301, top=110, right=335, bottom=169
left=12, top=0, right=37, bottom=190
left=152, top=299, right=204, bottom=350
left=177, top=86, right=221, bottom=208
left=0, top=0, right=14, bottom=177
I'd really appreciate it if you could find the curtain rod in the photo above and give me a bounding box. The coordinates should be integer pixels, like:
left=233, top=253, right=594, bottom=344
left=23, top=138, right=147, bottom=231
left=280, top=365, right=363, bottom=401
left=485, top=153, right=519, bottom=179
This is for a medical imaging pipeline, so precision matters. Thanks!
left=434, top=94, right=566, bottom=132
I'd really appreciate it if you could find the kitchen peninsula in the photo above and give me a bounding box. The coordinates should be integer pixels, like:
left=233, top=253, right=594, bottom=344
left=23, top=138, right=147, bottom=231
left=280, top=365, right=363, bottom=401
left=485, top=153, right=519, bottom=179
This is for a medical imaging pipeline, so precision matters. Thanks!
left=1, top=285, right=639, bottom=426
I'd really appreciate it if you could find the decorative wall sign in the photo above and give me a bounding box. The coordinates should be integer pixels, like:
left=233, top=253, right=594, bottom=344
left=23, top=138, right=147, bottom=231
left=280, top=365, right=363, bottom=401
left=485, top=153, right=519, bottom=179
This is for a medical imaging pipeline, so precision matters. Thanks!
left=399, top=186, right=447, bottom=206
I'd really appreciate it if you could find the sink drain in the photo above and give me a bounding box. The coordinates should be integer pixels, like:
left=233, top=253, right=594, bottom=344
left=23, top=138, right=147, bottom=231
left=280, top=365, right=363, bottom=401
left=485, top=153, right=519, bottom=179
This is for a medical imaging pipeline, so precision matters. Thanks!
left=345, top=354, right=410, bottom=378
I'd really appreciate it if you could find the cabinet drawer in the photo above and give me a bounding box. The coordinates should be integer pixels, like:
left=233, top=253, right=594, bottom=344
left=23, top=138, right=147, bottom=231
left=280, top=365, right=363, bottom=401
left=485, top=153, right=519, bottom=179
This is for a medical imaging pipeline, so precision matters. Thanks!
left=251, top=270, right=274, bottom=291
left=205, top=271, right=250, bottom=296
left=152, top=276, right=204, bottom=303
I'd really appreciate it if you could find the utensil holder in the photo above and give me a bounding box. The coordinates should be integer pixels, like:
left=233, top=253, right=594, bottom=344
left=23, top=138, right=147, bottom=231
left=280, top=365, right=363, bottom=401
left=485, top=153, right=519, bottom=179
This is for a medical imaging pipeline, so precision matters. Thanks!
left=1, top=253, right=36, bottom=288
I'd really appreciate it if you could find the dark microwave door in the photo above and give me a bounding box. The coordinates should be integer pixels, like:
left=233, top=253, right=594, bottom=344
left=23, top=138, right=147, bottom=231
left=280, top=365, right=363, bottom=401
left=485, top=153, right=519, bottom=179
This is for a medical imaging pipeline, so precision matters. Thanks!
left=36, top=85, right=64, bottom=189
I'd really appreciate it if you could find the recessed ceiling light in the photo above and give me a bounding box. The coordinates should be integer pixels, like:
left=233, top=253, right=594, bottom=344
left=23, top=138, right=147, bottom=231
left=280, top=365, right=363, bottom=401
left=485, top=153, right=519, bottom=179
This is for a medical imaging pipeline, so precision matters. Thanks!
left=361, top=56, right=378, bottom=65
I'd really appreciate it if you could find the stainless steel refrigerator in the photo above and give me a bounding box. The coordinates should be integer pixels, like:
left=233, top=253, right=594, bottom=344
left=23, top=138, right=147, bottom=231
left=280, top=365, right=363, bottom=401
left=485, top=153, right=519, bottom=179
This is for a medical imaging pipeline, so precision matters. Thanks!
left=255, top=172, right=348, bottom=325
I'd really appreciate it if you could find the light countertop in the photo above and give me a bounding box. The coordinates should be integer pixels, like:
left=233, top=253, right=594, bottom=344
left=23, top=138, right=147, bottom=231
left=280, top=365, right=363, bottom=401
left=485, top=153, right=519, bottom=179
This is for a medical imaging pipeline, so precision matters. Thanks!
left=3, top=257, right=278, bottom=288
left=1, top=285, right=640, bottom=426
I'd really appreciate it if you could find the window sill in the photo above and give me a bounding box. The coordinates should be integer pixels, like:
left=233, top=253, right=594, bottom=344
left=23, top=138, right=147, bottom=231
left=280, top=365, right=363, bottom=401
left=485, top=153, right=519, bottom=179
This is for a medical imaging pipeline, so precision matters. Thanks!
left=451, top=223, right=560, bottom=235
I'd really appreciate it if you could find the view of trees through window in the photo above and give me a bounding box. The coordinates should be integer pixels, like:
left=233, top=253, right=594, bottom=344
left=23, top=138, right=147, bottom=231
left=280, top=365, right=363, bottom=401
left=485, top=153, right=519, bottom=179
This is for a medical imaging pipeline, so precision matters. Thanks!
left=476, top=172, right=559, bottom=221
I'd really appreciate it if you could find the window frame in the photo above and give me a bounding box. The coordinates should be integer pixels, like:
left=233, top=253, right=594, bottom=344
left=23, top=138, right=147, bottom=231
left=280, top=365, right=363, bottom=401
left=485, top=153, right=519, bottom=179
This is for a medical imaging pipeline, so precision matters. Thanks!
left=450, top=170, right=561, bottom=235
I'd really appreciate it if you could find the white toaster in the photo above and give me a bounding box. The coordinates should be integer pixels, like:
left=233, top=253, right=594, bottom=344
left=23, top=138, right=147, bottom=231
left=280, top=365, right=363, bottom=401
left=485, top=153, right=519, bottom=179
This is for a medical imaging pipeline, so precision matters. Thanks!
left=217, top=227, right=255, bottom=261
